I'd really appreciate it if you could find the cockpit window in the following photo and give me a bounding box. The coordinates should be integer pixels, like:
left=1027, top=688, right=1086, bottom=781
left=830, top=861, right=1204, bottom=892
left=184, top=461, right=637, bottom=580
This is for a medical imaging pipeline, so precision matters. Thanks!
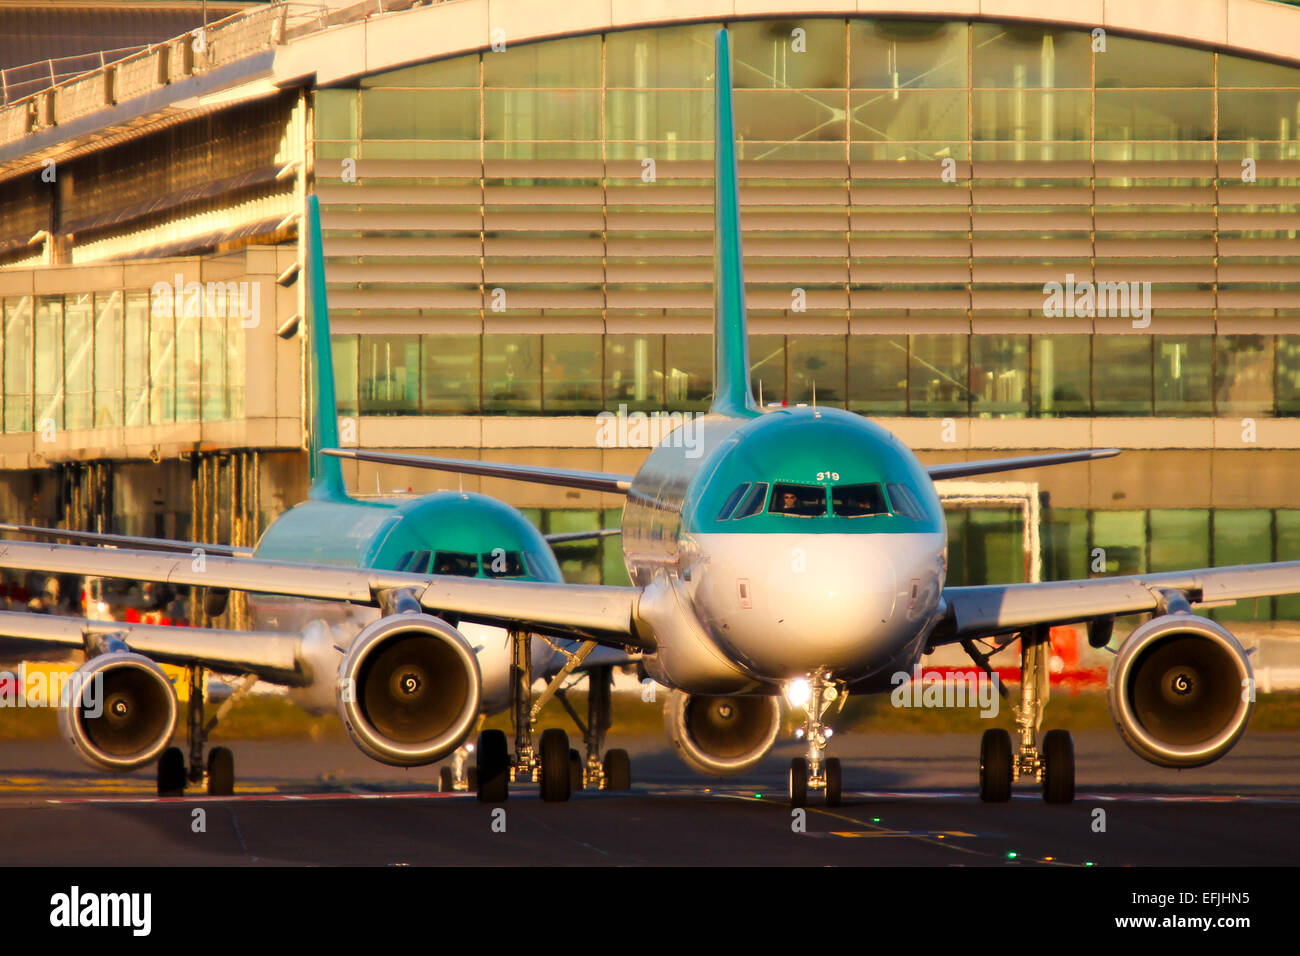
left=732, top=482, right=768, bottom=519
left=408, top=550, right=432, bottom=574
left=831, top=483, right=888, bottom=517
left=433, top=551, right=478, bottom=576
left=482, top=549, right=526, bottom=578
left=769, top=483, right=828, bottom=517
left=717, top=483, right=751, bottom=521
left=886, top=483, right=924, bottom=520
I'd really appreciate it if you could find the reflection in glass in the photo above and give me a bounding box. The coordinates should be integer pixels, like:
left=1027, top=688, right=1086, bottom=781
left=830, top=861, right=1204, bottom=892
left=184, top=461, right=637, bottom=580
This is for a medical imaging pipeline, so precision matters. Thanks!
left=483, top=334, right=541, bottom=414
left=750, top=335, right=786, bottom=407
left=422, top=334, right=479, bottom=413
left=1031, top=335, right=1090, bottom=416
left=3, top=296, right=32, bottom=433
left=34, top=296, right=64, bottom=431
left=360, top=334, right=420, bottom=415
left=970, top=335, right=1028, bottom=417
left=605, top=335, right=664, bottom=411
left=1148, top=510, right=1210, bottom=571
left=848, top=335, right=907, bottom=415
left=909, top=334, right=968, bottom=416
left=788, top=336, right=845, bottom=407
left=543, top=334, right=602, bottom=413
left=1093, top=336, right=1152, bottom=415
left=1215, top=335, right=1275, bottom=416
left=1091, top=511, right=1147, bottom=574
left=665, top=335, right=711, bottom=411
left=63, top=293, right=93, bottom=430
left=93, top=292, right=123, bottom=428
left=1155, top=336, right=1212, bottom=415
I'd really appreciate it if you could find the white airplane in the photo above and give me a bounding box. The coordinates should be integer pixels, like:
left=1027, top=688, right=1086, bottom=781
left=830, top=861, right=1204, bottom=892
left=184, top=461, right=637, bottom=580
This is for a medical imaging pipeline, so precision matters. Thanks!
left=0, top=28, right=1291, bottom=807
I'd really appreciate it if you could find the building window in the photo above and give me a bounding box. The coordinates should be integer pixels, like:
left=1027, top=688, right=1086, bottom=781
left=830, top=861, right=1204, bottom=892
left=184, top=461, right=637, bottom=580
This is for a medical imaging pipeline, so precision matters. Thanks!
left=359, top=334, right=420, bottom=415
left=483, top=334, right=541, bottom=414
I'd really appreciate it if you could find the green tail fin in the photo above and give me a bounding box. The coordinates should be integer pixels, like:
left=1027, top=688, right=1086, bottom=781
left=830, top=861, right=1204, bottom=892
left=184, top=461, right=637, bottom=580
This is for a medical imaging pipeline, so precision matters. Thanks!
left=710, top=28, right=758, bottom=418
left=305, top=194, right=348, bottom=501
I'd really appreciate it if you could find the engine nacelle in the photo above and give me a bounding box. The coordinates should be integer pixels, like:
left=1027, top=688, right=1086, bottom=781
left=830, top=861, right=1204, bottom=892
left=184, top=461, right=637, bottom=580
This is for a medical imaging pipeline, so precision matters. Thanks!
left=58, top=652, right=179, bottom=771
left=663, top=690, right=781, bottom=776
left=336, top=613, right=481, bottom=766
left=1108, top=614, right=1253, bottom=768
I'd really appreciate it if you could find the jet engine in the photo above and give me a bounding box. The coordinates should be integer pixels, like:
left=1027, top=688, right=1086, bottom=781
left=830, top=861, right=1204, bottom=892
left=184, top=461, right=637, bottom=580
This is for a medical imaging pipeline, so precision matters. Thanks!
left=336, top=613, right=481, bottom=766
left=59, top=652, right=179, bottom=771
left=663, top=690, right=781, bottom=776
left=1107, top=614, right=1253, bottom=768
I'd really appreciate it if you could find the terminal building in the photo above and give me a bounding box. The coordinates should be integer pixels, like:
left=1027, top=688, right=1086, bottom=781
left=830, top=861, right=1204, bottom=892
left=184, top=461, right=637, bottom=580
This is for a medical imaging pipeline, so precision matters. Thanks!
left=1, top=0, right=1300, bottom=624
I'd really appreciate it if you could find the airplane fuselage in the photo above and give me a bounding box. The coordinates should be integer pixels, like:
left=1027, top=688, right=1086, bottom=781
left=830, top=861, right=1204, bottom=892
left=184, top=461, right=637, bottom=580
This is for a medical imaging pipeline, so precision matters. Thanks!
left=624, top=406, right=947, bottom=694
left=248, top=490, right=568, bottom=713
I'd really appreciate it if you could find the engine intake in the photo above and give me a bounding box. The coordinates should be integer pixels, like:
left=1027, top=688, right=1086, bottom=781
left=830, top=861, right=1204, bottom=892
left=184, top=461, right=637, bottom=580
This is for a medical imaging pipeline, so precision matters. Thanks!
left=337, top=613, right=481, bottom=766
left=59, top=653, right=179, bottom=771
left=1108, top=613, right=1253, bottom=768
left=663, top=690, right=780, bottom=776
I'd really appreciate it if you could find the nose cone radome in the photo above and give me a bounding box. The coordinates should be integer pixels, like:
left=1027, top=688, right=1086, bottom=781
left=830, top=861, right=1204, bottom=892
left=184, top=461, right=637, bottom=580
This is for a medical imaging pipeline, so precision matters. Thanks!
left=691, top=533, right=900, bottom=677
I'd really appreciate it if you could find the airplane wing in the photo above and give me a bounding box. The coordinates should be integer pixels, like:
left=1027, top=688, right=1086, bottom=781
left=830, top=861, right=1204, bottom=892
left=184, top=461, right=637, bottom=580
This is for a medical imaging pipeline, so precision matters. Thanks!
left=926, top=448, right=1120, bottom=480
left=323, top=448, right=633, bottom=494
left=0, top=523, right=253, bottom=558
left=0, top=538, right=645, bottom=649
left=545, top=528, right=621, bottom=545
left=932, top=561, right=1300, bottom=644
left=0, top=610, right=306, bottom=685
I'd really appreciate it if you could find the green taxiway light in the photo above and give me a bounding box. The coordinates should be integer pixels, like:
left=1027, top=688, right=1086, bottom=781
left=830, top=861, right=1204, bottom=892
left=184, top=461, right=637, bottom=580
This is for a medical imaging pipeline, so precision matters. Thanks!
left=1006, top=851, right=1018, bottom=860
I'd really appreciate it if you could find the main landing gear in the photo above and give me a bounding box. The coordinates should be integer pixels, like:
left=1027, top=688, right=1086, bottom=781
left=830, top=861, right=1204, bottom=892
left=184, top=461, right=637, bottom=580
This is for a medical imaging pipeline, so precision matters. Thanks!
left=787, top=670, right=846, bottom=809
left=971, top=626, right=1074, bottom=804
left=475, top=631, right=632, bottom=803
left=157, top=667, right=256, bottom=797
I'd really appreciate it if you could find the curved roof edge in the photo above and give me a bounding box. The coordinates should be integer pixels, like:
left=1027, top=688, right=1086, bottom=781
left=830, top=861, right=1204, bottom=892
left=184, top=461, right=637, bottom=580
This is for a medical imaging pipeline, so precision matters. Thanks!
left=273, top=0, right=1300, bottom=91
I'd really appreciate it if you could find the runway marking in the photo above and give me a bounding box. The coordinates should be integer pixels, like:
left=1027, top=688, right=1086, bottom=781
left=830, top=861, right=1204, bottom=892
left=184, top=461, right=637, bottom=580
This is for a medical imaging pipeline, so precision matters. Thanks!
left=830, top=829, right=976, bottom=839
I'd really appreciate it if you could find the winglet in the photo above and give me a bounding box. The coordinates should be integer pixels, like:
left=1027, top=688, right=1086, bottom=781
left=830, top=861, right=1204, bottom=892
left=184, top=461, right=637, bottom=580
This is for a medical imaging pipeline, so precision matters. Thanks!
left=305, top=194, right=348, bottom=501
left=710, top=28, right=758, bottom=418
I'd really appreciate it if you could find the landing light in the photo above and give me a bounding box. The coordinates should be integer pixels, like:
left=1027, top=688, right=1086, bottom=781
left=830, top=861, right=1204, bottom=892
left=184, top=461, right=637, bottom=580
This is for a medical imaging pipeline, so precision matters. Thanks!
left=785, top=679, right=811, bottom=708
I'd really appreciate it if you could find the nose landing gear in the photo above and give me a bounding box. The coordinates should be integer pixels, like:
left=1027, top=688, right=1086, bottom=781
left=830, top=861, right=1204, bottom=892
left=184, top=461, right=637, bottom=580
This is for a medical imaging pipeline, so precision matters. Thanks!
left=786, top=670, right=846, bottom=809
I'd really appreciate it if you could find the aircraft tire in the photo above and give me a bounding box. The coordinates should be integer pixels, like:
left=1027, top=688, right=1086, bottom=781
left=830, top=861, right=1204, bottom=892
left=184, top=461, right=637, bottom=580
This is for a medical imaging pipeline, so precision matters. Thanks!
left=206, top=746, right=234, bottom=796
left=1042, top=729, right=1075, bottom=804
left=788, top=757, right=808, bottom=808
left=824, top=756, right=842, bottom=807
left=603, top=749, right=631, bottom=790
left=476, top=729, right=509, bottom=803
left=157, top=746, right=186, bottom=797
left=979, top=729, right=1013, bottom=803
left=539, top=728, right=571, bottom=802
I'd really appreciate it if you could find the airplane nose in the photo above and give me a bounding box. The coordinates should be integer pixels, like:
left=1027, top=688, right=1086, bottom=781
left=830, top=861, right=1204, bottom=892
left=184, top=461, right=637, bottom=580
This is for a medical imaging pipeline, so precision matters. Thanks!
left=695, top=534, right=900, bottom=676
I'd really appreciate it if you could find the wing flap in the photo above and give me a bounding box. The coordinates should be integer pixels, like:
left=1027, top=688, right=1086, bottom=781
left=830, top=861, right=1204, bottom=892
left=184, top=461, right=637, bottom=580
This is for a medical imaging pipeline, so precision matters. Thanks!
left=0, top=539, right=644, bottom=649
left=0, top=610, right=305, bottom=684
left=937, top=560, right=1300, bottom=642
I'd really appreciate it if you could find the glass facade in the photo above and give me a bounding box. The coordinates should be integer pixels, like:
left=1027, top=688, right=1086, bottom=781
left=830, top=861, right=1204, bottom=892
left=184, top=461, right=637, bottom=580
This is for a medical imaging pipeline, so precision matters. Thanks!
left=308, top=18, right=1300, bottom=420
left=328, top=330, right=1300, bottom=417
left=0, top=290, right=245, bottom=433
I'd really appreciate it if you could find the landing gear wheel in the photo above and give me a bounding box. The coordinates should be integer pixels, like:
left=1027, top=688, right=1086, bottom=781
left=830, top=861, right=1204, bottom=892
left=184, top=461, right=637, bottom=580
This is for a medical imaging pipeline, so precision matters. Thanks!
left=439, top=766, right=454, bottom=793
left=1042, top=729, right=1075, bottom=804
left=603, top=749, right=631, bottom=791
left=157, top=746, right=186, bottom=797
left=539, top=728, right=571, bottom=803
left=206, top=746, right=234, bottom=796
left=788, top=757, right=808, bottom=809
left=979, top=728, right=1013, bottom=803
left=476, top=729, right=509, bottom=803
left=568, top=748, right=584, bottom=791
left=824, top=757, right=842, bottom=807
